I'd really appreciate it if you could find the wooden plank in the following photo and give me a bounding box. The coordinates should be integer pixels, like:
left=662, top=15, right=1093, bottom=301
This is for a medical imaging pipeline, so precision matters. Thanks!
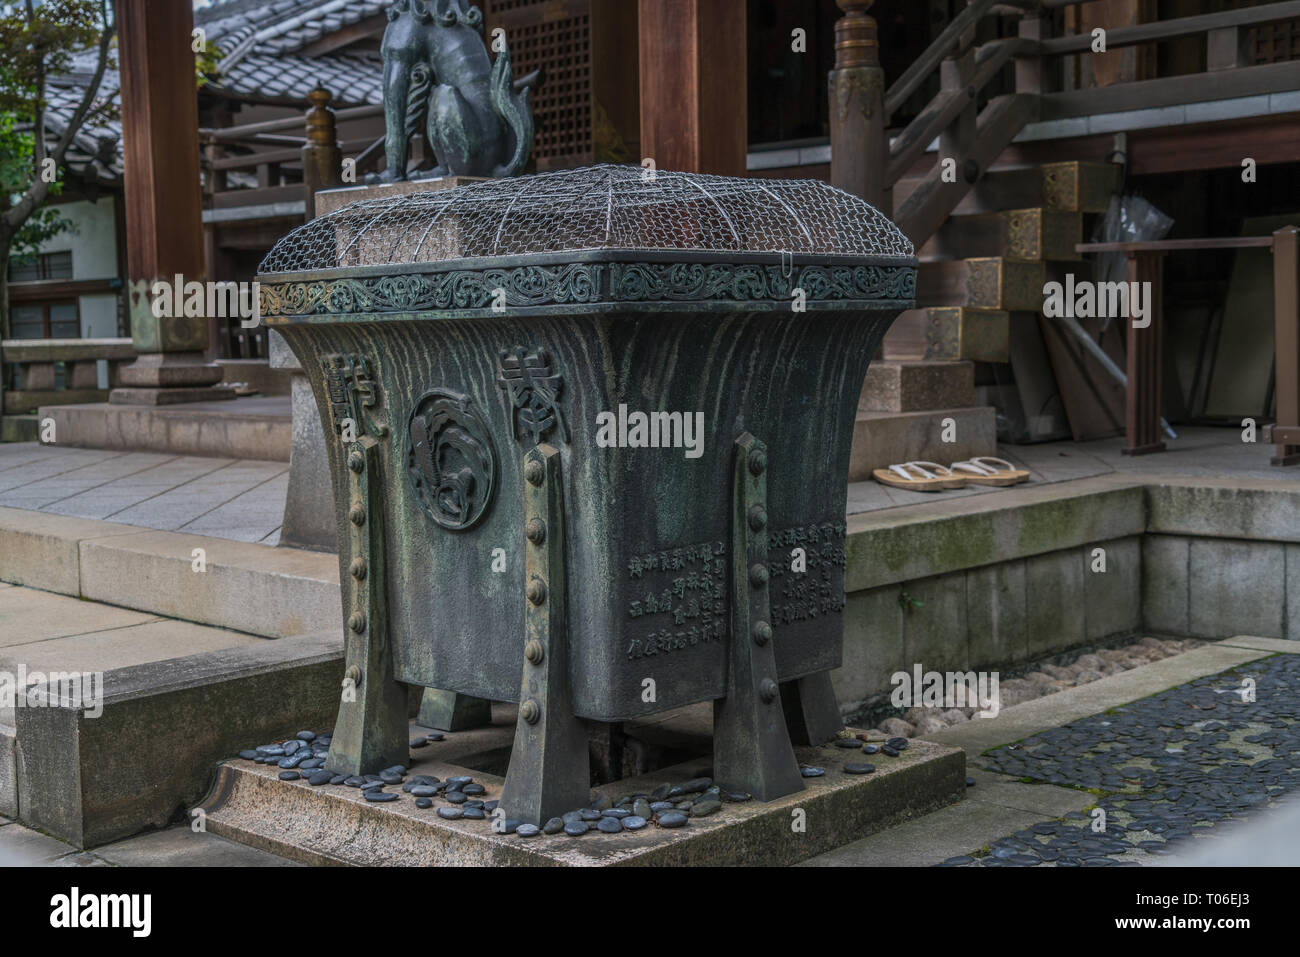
left=637, top=0, right=746, bottom=176
left=1039, top=312, right=1126, bottom=441
left=8, top=278, right=119, bottom=302
left=212, top=184, right=308, bottom=209
left=1078, top=237, right=1275, bottom=253
left=1042, top=61, right=1300, bottom=119
left=1042, top=1, right=1300, bottom=56
left=1274, top=226, right=1300, bottom=465
left=1124, top=251, right=1166, bottom=455
left=202, top=105, right=382, bottom=141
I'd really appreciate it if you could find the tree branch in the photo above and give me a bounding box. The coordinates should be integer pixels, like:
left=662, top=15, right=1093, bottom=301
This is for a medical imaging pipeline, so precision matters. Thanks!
left=4, top=1, right=115, bottom=233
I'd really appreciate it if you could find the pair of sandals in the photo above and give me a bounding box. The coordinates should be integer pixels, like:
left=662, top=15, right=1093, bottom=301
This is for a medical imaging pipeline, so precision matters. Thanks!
left=872, top=456, right=1030, bottom=492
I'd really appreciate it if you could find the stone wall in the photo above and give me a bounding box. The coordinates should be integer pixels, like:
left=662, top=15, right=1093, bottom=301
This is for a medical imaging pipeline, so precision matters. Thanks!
left=831, top=476, right=1299, bottom=719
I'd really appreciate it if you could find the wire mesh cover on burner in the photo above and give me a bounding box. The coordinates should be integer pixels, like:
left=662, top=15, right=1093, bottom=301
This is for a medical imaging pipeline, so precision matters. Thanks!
left=257, top=163, right=915, bottom=273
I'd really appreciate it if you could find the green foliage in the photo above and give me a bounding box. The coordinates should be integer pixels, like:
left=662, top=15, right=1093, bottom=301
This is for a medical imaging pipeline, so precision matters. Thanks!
left=0, top=1, right=106, bottom=114
left=898, top=589, right=925, bottom=612
left=0, top=113, right=73, bottom=259
left=0, top=0, right=112, bottom=259
left=195, top=36, right=224, bottom=89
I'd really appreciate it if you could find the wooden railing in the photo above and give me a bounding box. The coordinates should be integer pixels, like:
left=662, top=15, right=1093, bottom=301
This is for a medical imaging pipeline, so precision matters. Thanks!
left=1075, top=229, right=1300, bottom=467
left=830, top=0, right=1300, bottom=247
left=200, top=95, right=383, bottom=212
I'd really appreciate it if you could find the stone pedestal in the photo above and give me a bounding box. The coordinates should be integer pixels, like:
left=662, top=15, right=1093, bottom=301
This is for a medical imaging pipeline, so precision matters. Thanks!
left=271, top=331, right=335, bottom=551
left=272, top=176, right=487, bottom=552
left=109, top=351, right=235, bottom=405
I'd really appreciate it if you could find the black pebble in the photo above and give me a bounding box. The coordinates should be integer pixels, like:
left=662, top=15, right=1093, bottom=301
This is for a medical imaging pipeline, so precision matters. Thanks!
left=415, top=797, right=433, bottom=809
left=364, top=790, right=398, bottom=802
left=437, top=806, right=463, bottom=819
left=800, top=767, right=825, bottom=777
left=597, top=817, right=622, bottom=833
left=843, top=763, right=876, bottom=775
left=543, top=817, right=565, bottom=834
left=278, top=770, right=300, bottom=781
left=564, top=821, right=589, bottom=836
left=307, top=770, right=333, bottom=786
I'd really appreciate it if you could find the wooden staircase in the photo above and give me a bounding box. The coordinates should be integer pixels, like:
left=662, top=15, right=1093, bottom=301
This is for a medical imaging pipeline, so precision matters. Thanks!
left=828, top=0, right=1300, bottom=473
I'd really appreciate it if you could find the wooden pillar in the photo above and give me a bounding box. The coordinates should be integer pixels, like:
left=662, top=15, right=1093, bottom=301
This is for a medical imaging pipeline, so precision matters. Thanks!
left=829, top=0, right=887, bottom=213
left=302, top=86, right=343, bottom=222
left=637, top=0, right=747, bottom=176
left=113, top=0, right=231, bottom=403
left=1123, top=250, right=1166, bottom=456
left=1272, top=226, right=1300, bottom=466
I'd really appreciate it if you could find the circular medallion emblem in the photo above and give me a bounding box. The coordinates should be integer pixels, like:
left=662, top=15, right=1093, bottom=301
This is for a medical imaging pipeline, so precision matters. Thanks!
left=406, top=389, right=496, bottom=531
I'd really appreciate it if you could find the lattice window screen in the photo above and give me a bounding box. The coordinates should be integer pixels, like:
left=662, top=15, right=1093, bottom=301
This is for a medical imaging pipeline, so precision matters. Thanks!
left=1249, top=18, right=1300, bottom=63
left=484, top=0, right=595, bottom=168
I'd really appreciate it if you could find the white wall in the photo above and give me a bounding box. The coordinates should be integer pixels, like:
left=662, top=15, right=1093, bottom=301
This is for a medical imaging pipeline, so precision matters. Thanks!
left=34, top=196, right=120, bottom=338
left=34, top=196, right=121, bottom=387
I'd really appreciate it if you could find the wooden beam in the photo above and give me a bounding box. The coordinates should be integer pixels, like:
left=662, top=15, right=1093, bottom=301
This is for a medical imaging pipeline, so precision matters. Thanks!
left=118, top=0, right=206, bottom=287
left=296, top=13, right=387, bottom=58
left=895, top=94, right=1037, bottom=246
left=637, top=0, right=746, bottom=176
left=1274, top=226, right=1300, bottom=466
left=830, top=1, right=888, bottom=210
left=1123, top=251, right=1166, bottom=456
left=1041, top=61, right=1300, bottom=120
left=1041, top=1, right=1300, bottom=56
left=7, top=278, right=120, bottom=302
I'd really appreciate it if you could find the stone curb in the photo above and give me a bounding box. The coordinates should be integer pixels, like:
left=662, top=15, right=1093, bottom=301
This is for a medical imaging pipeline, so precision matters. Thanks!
left=14, top=630, right=343, bottom=848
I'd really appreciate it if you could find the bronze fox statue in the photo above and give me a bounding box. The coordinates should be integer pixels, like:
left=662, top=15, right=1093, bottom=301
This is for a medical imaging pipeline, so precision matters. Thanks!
left=374, top=0, right=538, bottom=180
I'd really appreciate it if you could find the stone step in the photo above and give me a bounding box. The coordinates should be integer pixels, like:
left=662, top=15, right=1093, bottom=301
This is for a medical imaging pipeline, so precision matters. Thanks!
left=37, top=396, right=291, bottom=462
left=917, top=258, right=1047, bottom=311
left=848, top=406, right=997, bottom=480
left=924, top=307, right=1010, bottom=362
left=859, top=360, right=976, bottom=413
left=13, top=629, right=342, bottom=847
left=0, top=415, right=38, bottom=443
left=201, top=717, right=966, bottom=866
left=0, top=506, right=338, bottom=639
left=920, top=207, right=1084, bottom=263
left=886, top=308, right=1010, bottom=363
left=894, top=161, right=1119, bottom=216
left=0, top=720, right=16, bottom=819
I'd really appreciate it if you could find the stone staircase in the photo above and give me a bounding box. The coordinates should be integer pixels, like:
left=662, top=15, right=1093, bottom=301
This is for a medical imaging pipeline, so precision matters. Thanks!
left=852, top=160, right=1120, bottom=475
